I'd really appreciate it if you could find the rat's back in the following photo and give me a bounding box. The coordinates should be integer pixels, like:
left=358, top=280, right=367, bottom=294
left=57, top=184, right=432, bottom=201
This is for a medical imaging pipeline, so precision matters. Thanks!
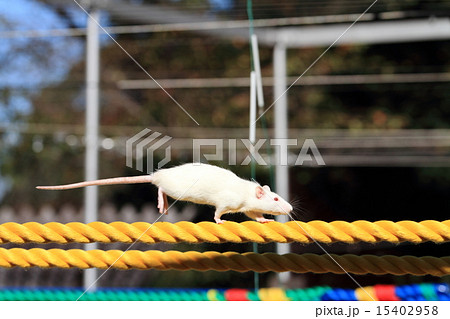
left=151, top=163, right=241, bottom=205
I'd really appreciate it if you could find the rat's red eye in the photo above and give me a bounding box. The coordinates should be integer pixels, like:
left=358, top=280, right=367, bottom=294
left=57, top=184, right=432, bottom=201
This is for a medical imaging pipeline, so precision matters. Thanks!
left=274, top=197, right=279, bottom=201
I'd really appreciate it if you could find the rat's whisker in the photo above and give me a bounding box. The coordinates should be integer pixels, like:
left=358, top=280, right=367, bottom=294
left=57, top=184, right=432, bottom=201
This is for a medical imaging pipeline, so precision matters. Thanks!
left=290, top=199, right=312, bottom=220
left=289, top=199, right=302, bottom=208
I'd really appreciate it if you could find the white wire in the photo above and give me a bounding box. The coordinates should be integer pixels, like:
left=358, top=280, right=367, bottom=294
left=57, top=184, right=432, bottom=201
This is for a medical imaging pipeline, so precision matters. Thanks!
left=0, top=13, right=376, bottom=39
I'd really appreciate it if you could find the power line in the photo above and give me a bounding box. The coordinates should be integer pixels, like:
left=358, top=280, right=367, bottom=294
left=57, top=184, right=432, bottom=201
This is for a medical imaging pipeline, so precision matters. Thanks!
left=4, top=72, right=450, bottom=91
left=117, top=72, right=450, bottom=90
left=2, top=123, right=450, bottom=143
left=0, top=13, right=377, bottom=39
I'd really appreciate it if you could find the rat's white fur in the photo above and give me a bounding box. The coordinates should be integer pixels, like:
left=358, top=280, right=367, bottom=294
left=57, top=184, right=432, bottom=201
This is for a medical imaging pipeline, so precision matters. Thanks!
left=37, top=163, right=293, bottom=223
left=152, top=163, right=292, bottom=222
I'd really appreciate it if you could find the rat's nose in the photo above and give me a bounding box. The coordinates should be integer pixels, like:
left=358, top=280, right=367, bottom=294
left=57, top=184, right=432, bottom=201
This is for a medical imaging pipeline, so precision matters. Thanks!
left=283, top=203, right=293, bottom=213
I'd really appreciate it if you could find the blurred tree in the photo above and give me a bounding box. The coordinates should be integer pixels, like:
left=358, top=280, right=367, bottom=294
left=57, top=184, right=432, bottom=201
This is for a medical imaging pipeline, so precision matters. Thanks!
left=1, top=0, right=450, bottom=211
left=0, top=0, right=449, bottom=289
left=0, top=0, right=84, bottom=204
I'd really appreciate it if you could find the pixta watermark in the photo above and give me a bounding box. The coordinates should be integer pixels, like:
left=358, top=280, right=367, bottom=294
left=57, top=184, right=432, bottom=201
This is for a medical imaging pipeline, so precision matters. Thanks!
left=126, top=128, right=172, bottom=173
left=126, top=129, right=325, bottom=173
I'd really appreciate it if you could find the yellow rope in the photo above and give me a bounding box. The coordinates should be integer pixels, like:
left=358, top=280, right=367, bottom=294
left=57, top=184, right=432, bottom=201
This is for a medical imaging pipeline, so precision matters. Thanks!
left=259, top=288, right=289, bottom=301
left=355, top=287, right=378, bottom=301
left=0, top=220, right=449, bottom=244
left=0, top=248, right=449, bottom=276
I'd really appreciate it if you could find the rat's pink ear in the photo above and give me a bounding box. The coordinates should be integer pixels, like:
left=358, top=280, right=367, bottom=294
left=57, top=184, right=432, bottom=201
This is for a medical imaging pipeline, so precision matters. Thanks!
left=262, top=185, right=271, bottom=192
left=255, top=186, right=264, bottom=199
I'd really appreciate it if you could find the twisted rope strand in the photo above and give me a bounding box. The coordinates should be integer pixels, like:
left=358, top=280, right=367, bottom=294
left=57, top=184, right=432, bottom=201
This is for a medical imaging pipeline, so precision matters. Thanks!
left=0, top=220, right=449, bottom=244
left=0, top=284, right=448, bottom=301
left=0, top=248, right=449, bottom=276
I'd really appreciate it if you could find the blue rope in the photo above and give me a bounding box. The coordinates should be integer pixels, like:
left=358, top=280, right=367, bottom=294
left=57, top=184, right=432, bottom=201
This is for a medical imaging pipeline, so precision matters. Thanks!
left=0, top=284, right=448, bottom=300
left=321, top=288, right=357, bottom=301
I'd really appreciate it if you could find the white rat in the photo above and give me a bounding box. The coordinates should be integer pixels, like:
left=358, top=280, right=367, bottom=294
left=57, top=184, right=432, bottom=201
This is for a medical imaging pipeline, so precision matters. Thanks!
left=37, top=163, right=292, bottom=224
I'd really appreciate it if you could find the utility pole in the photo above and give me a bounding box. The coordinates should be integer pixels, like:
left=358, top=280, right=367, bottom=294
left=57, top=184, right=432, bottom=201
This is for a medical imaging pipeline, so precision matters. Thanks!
left=273, top=42, right=290, bottom=286
left=84, top=5, right=100, bottom=290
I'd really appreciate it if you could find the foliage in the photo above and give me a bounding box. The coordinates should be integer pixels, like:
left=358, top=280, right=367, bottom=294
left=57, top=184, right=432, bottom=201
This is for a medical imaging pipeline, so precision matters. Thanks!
left=0, top=0, right=450, bottom=289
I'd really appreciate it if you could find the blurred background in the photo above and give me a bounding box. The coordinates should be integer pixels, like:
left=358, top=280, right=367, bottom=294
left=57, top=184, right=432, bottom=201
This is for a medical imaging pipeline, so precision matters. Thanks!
left=0, top=0, right=449, bottom=290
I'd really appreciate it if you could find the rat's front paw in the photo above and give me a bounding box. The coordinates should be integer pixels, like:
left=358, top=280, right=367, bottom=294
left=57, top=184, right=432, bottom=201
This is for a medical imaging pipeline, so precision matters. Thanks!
left=256, top=217, right=274, bottom=223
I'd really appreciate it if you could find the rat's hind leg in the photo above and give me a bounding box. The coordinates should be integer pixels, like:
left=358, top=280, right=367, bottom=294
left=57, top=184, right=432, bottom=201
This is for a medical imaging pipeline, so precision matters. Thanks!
left=245, top=212, right=274, bottom=223
left=214, top=209, right=227, bottom=224
left=157, top=187, right=169, bottom=215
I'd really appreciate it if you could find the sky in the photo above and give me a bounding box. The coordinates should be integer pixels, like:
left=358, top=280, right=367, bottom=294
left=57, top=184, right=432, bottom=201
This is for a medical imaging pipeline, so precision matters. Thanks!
left=0, top=0, right=224, bottom=122
left=0, top=0, right=85, bottom=121
left=0, top=0, right=90, bottom=199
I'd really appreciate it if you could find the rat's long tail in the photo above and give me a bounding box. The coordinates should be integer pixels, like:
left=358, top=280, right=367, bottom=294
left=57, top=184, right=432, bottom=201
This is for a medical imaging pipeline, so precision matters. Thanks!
left=36, top=175, right=153, bottom=190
